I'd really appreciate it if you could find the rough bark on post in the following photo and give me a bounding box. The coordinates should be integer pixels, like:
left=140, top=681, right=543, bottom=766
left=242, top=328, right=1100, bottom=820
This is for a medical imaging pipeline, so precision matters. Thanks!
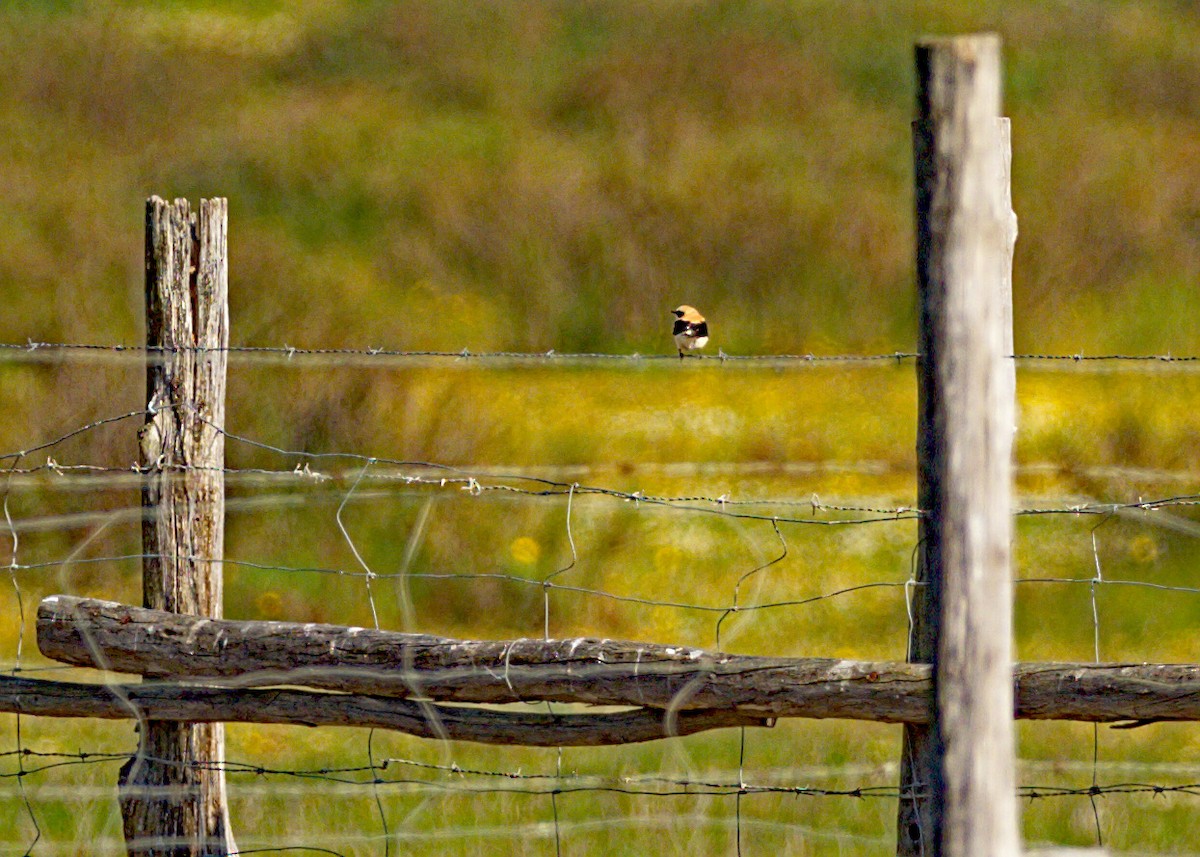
left=118, top=197, right=235, bottom=856
left=897, top=36, right=1019, bottom=857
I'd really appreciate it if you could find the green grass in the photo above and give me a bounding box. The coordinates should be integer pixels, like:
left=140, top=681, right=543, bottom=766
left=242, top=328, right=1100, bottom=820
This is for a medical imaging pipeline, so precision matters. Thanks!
left=4, top=0, right=1200, bottom=852
left=7, top=363, right=1200, bottom=852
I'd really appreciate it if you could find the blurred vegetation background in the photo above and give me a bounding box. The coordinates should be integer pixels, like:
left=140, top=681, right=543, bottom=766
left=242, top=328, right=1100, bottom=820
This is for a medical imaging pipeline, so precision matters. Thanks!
left=3, top=0, right=1200, bottom=357
left=4, top=1, right=1200, bottom=853
left=3, top=0, right=1200, bottom=462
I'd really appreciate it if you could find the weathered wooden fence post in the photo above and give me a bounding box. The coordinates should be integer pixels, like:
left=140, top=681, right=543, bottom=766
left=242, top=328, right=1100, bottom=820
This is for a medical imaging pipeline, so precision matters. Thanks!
left=118, top=197, right=235, bottom=855
left=897, top=35, right=1019, bottom=857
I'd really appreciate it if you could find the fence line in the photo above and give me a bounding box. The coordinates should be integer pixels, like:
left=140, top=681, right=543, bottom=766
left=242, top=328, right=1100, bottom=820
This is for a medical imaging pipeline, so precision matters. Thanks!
left=8, top=550, right=1200, bottom=623
left=7, top=408, right=1200, bottom=639
left=8, top=462, right=1200, bottom=518
left=5, top=448, right=1199, bottom=851
left=1, top=341, right=923, bottom=366
left=10, top=747, right=1200, bottom=789
left=9, top=410, right=1200, bottom=532
left=8, top=340, right=1200, bottom=368
left=6, top=43, right=1200, bottom=857
left=11, top=457, right=1200, bottom=488
left=7, top=750, right=1200, bottom=805
left=6, top=408, right=1199, bottom=631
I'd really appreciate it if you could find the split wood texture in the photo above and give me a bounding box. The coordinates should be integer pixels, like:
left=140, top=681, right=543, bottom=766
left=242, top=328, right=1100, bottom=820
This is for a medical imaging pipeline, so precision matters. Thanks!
left=34, top=596, right=1200, bottom=726
left=123, top=196, right=235, bottom=857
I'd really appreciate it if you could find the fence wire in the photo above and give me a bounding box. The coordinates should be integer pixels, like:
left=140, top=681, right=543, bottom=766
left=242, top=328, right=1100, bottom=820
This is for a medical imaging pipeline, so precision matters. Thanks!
left=3, top=353, right=1200, bottom=854
left=7, top=339, right=1200, bottom=369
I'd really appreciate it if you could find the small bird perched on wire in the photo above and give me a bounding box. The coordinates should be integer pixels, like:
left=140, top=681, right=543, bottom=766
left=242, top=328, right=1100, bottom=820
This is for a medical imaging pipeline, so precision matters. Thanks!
left=672, top=305, right=709, bottom=359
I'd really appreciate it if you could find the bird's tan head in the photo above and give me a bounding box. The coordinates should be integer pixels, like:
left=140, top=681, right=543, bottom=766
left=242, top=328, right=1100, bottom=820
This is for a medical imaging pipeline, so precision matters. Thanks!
left=673, top=305, right=703, bottom=322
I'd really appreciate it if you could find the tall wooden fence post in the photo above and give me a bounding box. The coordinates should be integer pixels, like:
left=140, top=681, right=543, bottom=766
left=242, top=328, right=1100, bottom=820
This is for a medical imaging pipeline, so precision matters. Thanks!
left=119, top=197, right=235, bottom=856
left=897, top=35, right=1019, bottom=857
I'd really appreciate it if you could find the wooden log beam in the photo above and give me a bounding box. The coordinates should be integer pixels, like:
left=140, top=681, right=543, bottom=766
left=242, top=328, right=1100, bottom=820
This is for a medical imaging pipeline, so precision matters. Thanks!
left=0, top=675, right=769, bottom=747
left=37, top=597, right=1200, bottom=725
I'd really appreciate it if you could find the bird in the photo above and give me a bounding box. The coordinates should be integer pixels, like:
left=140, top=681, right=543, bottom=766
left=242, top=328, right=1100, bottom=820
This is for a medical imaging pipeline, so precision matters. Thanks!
left=671, top=305, right=709, bottom=359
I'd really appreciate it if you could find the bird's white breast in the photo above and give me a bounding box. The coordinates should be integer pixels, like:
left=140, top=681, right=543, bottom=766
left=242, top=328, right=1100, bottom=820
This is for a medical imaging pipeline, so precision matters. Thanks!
left=676, top=333, right=708, bottom=350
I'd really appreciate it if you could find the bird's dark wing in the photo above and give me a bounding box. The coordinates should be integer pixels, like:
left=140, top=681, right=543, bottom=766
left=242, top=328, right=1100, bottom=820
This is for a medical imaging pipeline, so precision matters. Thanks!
left=673, top=319, right=708, bottom=337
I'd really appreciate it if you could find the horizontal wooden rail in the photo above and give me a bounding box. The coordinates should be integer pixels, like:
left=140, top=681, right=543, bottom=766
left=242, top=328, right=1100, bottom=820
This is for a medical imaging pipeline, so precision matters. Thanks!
left=35, top=596, right=1200, bottom=726
left=0, top=674, right=767, bottom=746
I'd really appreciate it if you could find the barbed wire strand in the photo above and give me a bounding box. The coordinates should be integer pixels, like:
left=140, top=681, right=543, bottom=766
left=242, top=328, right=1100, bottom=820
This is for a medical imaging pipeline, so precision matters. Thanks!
left=10, top=749, right=1200, bottom=813
left=8, top=477, right=1200, bottom=551
left=10, top=447, right=1200, bottom=526
left=4, top=341, right=922, bottom=366
left=7, top=749, right=1200, bottom=800
left=8, top=339, right=1200, bottom=369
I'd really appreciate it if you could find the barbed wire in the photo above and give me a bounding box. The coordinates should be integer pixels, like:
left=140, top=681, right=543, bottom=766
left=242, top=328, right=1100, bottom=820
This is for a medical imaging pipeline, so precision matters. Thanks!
left=4, top=411, right=1200, bottom=645
left=6, top=339, right=1200, bottom=370
left=1, top=340, right=921, bottom=367
left=9, top=748, right=1194, bottom=856
left=5, top=358, right=1200, bottom=852
left=5, top=407, right=1200, bottom=537
left=4, top=749, right=1197, bottom=804
left=11, top=457, right=1200, bottom=487
left=6, top=454, right=1200, bottom=533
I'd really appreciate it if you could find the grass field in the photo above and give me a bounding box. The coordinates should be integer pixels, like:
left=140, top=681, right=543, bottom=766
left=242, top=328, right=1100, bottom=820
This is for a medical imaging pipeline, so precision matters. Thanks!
left=5, top=0, right=1200, bottom=853
left=6, top=361, right=1200, bottom=853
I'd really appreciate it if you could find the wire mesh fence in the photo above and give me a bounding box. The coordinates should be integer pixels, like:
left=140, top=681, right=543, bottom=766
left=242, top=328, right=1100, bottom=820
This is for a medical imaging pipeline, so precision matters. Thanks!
left=3, top=346, right=1200, bottom=854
